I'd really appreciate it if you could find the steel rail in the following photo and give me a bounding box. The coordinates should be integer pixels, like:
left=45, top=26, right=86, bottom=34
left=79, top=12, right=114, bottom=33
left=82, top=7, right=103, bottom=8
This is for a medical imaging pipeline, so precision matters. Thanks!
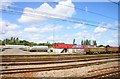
left=84, top=70, right=120, bottom=79
left=1, top=59, right=119, bottom=75
left=1, top=57, right=119, bottom=66
left=0, top=57, right=118, bottom=66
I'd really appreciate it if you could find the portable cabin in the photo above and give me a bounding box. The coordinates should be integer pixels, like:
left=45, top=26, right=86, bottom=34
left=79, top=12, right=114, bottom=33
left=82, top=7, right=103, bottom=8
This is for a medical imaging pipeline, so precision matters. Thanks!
left=4, top=45, right=29, bottom=51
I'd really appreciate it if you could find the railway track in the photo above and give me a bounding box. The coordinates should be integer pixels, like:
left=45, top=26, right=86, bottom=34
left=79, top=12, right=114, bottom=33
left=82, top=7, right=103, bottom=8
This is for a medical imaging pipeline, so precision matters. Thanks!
left=1, top=56, right=119, bottom=66
left=88, top=65, right=120, bottom=73
left=1, top=54, right=119, bottom=78
left=1, top=53, right=119, bottom=57
left=2, top=57, right=119, bottom=62
left=1, top=58, right=119, bottom=75
left=1, top=54, right=119, bottom=62
left=85, top=70, right=120, bottom=79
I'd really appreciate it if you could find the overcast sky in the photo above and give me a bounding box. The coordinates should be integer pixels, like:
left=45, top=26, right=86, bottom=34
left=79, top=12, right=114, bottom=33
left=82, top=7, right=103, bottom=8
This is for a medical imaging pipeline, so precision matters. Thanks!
left=0, top=0, right=119, bottom=46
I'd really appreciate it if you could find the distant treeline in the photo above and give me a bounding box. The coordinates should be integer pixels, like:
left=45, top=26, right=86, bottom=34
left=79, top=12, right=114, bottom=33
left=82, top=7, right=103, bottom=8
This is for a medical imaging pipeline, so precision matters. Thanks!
left=81, top=39, right=97, bottom=46
left=73, top=38, right=97, bottom=46
left=0, top=37, right=108, bottom=47
left=0, top=37, right=52, bottom=47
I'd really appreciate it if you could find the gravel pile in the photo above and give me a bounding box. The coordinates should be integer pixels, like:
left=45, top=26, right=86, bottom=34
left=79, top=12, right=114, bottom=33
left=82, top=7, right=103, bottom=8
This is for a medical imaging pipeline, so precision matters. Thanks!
left=1, top=49, right=31, bottom=55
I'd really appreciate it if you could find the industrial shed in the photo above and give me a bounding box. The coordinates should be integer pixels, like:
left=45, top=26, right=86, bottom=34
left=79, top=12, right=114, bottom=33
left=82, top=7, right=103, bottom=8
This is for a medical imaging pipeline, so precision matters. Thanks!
left=53, top=43, right=73, bottom=49
left=52, top=43, right=73, bottom=53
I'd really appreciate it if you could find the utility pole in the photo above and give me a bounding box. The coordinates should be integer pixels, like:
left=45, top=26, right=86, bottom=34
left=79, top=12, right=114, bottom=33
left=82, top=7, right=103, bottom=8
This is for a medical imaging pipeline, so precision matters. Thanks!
left=4, top=24, right=8, bottom=45
left=0, top=24, right=8, bottom=52
left=53, top=25, right=55, bottom=44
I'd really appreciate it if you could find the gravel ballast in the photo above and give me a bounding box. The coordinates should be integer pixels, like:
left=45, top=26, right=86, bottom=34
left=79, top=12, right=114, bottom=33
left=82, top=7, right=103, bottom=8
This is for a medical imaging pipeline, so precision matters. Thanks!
left=2, top=61, right=119, bottom=77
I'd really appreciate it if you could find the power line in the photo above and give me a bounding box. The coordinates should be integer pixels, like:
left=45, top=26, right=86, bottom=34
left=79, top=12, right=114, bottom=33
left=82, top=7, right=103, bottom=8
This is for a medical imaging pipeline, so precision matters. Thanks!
left=53, top=2, right=118, bottom=20
left=6, top=6, right=101, bottom=24
left=1, top=7, right=118, bottom=44
left=1, top=8, right=118, bottom=31
left=0, top=8, right=91, bottom=24
left=108, top=0, right=120, bottom=5
left=6, top=5, right=118, bottom=28
left=0, top=6, right=118, bottom=30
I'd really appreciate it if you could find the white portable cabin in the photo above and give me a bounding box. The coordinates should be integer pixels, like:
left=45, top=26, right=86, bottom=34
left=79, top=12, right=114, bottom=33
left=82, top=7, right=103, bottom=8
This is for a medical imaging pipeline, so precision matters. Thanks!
left=5, top=45, right=25, bottom=48
left=30, top=46, right=48, bottom=52
left=4, top=45, right=29, bottom=51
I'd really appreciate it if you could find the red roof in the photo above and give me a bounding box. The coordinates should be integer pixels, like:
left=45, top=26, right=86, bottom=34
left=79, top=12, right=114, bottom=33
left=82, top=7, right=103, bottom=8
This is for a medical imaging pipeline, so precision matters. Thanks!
left=53, top=43, right=72, bottom=49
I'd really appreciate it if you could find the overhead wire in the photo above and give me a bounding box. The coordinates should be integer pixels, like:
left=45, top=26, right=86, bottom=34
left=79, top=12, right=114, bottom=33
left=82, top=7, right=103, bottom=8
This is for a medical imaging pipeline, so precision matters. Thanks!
left=0, top=6, right=118, bottom=30
left=6, top=6, right=101, bottom=24
left=52, top=2, right=118, bottom=21
left=108, top=0, right=120, bottom=5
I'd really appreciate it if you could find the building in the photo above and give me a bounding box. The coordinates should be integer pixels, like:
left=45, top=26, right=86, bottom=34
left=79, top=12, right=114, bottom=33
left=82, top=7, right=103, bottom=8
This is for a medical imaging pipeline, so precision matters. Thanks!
left=52, top=43, right=96, bottom=53
left=52, top=43, right=73, bottom=53
left=53, top=43, right=72, bottom=49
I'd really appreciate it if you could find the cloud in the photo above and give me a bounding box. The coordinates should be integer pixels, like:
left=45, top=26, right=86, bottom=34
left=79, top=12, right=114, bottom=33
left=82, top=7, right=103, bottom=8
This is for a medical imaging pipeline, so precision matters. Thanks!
left=94, top=22, right=118, bottom=34
left=54, top=0, right=75, bottom=18
left=18, top=0, right=75, bottom=23
left=66, top=26, right=71, bottom=30
left=112, top=33, right=118, bottom=38
left=6, top=24, right=19, bottom=31
left=74, top=31, right=91, bottom=39
left=93, top=22, right=118, bottom=40
left=73, top=23, right=86, bottom=29
left=94, top=27, right=107, bottom=33
left=42, top=24, right=63, bottom=32
left=0, top=19, right=19, bottom=33
left=0, top=19, right=22, bottom=39
left=23, top=24, right=63, bottom=34
left=0, top=0, right=13, bottom=9
left=5, top=30, right=22, bottom=38
left=106, top=40, right=118, bottom=46
left=24, top=27, right=40, bottom=33
left=75, top=32, right=82, bottom=36
left=21, top=24, right=64, bottom=43
left=41, top=25, right=54, bottom=32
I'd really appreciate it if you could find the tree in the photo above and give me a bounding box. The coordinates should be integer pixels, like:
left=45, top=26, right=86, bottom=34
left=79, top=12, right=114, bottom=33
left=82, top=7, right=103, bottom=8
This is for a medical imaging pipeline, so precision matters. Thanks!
left=5, top=38, right=9, bottom=45
left=13, top=37, right=16, bottom=44
left=11, top=37, right=13, bottom=41
left=81, top=40, right=84, bottom=45
left=81, top=39, right=97, bottom=45
left=88, top=40, right=91, bottom=45
left=73, top=38, right=76, bottom=45
left=16, top=37, right=19, bottom=45
left=93, top=40, right=97, bottom=46
left=84, top=40, right=86, bottom=45
left=86, top=39, right=89, bottom=45
left=106, top=45, right=110, bottom=48
left=98, top=45, right=104, bottom=47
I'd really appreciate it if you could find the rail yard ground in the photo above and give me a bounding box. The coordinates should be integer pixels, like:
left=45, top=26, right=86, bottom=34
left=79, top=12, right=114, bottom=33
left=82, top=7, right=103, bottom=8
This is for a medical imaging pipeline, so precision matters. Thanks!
left=0, top=49, right=120, bottom=79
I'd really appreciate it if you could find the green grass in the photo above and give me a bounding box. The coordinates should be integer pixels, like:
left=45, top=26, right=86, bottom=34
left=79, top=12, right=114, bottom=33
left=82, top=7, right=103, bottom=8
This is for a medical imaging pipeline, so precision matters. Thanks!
left=4, top=64, right=9, bottom=69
